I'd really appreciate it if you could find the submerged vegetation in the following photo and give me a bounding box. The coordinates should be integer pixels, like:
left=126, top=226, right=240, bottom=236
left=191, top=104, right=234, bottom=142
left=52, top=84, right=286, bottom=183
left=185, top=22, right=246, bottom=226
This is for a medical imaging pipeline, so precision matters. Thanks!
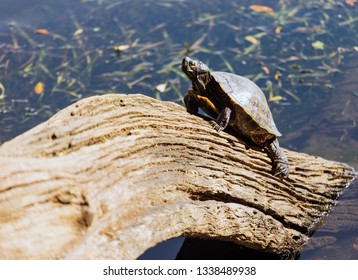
left=0, top=0, right=357, bottom=142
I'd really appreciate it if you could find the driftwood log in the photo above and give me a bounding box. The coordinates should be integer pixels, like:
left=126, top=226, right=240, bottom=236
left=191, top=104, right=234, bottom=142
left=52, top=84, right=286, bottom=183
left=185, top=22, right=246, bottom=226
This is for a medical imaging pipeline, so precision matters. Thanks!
left=0, top=93, right=355, bottom=259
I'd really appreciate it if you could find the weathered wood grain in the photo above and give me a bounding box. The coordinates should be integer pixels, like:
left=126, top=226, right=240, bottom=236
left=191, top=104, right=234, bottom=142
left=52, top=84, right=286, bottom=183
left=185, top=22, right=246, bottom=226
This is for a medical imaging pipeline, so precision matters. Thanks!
left=0, top=93, right=355, bottom=259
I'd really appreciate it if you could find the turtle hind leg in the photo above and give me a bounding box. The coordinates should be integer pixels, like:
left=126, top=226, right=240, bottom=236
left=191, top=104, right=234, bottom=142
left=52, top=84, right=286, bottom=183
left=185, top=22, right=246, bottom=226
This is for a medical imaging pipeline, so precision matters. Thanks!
left=210, top=107, right=232, bottom=132
left=265, top=138, right=289, bottom=178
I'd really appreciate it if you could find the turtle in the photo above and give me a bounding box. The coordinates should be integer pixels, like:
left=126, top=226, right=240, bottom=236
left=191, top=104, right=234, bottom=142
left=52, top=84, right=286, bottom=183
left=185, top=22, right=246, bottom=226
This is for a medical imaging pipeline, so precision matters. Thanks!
left=181, top=56, right=289, bottom=178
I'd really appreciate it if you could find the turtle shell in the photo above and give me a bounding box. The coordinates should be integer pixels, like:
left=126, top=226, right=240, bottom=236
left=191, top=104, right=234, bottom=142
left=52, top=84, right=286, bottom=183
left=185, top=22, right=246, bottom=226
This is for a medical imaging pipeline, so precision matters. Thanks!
left=209, top=71, right=281, bottom=139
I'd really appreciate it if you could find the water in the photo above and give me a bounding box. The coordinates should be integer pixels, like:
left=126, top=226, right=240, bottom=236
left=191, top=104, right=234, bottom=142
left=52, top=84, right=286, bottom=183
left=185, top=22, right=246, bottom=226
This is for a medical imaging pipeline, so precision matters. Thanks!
left=0, top=0, right=357, bottom=259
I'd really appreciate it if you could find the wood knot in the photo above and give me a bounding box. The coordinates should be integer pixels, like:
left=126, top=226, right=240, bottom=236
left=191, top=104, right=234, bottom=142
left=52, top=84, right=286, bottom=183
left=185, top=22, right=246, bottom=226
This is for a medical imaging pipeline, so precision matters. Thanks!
left=55, top=189, right=93, bottom=228
left=55, top=189, right=88, bottom=205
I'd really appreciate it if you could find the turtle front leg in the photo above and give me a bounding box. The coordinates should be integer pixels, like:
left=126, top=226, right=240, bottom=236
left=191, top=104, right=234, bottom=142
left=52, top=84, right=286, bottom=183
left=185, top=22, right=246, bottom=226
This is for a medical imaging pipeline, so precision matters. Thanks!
left=184, top=90, right=199, bottom=114
left=210, top=107, right=232, bottom=132
left=265, top=138, right=289, bottom=178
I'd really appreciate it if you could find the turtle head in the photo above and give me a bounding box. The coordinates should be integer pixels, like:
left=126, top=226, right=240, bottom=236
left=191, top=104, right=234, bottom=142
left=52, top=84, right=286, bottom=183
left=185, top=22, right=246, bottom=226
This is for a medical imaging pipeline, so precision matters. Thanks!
left=181, top=57, right=211, bottom=91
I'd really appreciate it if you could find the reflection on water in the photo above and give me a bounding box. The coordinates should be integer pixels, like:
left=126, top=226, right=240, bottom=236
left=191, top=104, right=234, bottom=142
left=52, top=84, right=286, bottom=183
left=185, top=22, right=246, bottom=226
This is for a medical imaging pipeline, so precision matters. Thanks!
left=0, top=0, right=357, bottom=259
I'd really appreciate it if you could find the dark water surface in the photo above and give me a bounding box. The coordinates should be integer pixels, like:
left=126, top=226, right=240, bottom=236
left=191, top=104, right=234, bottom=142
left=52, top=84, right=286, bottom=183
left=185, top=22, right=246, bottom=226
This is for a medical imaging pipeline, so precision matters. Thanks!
left=0, top=0, right=357, bottom=259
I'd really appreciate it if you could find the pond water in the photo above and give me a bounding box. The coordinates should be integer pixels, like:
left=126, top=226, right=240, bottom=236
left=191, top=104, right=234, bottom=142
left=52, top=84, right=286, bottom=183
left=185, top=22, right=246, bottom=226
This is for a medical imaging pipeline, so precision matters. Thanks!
left=0, top=0, right=357, bottom=259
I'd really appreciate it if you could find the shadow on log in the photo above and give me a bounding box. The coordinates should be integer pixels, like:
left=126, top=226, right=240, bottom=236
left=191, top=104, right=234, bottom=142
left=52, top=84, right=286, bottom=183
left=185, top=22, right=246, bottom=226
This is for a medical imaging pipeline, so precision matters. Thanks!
left=0, top=94, right=356, bottom=259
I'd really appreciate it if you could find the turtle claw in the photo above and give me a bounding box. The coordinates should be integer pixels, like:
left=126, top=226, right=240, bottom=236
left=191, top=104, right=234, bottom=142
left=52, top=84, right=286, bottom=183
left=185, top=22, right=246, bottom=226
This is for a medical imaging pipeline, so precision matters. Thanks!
left=210, top=120, right=223, bottom=132
left=272, top=161, right=289, bottom=179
